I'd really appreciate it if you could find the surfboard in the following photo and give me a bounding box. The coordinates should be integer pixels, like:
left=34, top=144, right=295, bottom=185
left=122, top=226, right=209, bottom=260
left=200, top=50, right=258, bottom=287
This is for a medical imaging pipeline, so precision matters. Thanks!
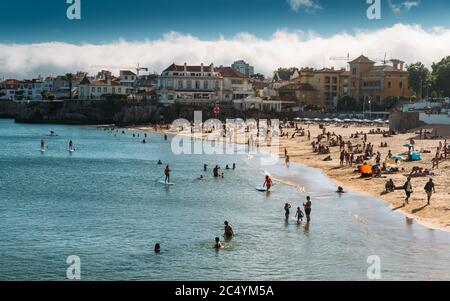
left=40, top=148, right=46, bottom=153
left=159, top=180, right=174, bottom=186
left=256, top=187, right=273, bottom=192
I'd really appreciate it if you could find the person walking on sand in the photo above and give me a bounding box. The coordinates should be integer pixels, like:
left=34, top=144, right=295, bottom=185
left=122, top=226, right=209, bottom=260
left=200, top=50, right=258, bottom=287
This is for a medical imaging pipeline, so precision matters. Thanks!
left=403, top=177, right=413, bottom=204
left=303, top=196, right=312, bottom=223
left=424, top=178, right=436, bottom=206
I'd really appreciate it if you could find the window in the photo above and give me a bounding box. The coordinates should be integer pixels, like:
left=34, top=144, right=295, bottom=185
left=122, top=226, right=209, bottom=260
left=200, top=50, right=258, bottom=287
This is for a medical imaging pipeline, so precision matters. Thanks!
left=97, top=87, right=101, bottom=93
left=215, top=81, right=219, bottom=89
left=112, top=88, right=115, bottom=94
left=203, top=81, right=209, bottom=90
left=400, top=81, right=403, bottom=89
left=92, top=87, right=95, bottom=92
left=195, top=81, right=200, bottom=90
left=352, top=68, right=357, bottom=75
left=104, top=87, right=107, bottom=93
left=178, top=80, right=183, bottom=89
left=187, top=80, right=192, bottom=89
left=388, top=81, right=392, bottom=88
left=118, top=88, right=122, bottom=93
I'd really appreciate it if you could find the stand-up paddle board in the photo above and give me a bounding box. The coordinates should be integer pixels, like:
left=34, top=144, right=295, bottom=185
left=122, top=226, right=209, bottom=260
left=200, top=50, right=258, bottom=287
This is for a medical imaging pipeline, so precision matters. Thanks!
left=159, top=181, right=174, bottom=186
left=40, top=148, right=46, bottom=153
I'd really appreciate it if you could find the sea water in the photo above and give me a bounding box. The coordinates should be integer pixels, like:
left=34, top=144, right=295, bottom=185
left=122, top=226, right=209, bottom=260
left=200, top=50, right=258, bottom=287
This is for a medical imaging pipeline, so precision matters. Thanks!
left=0, top=119, right=449, bottom=280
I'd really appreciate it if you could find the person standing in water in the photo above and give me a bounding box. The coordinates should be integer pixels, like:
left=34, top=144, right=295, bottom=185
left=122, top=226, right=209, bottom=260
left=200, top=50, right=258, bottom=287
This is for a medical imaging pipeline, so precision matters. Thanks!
left=303, top=196, right=312, bottom=223
left=295, top=207, right=304, bottom=223
left=40, top=139, right=45, bottom=150
left=69, top=140, right=74, bottom=151
left=164, top=165, right=171, bottom=184
left=214, top=237, right=223, bottom=249
left=154, top=243, right=161, bottom=253
left=263, top=175, right=273, bottom=192
left=285, top=155, right=290, bottom=168
left=284, top=203, right=291, bottom=221
left=224, top=221, right=234, bottom=239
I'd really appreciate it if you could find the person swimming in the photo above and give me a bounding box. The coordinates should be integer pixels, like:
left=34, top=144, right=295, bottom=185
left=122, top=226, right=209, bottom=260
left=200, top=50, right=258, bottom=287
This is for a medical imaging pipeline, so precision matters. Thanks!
left=224, top=221, right=234, bottom=239
left=157, top=160, right=162, bottom=165
left=214, top=237, right=223, bottom=249
left=263, top=175, right=273, bottom=192
left=225, top=165, right=230, bottom=170
left=154, top=243, right=161, bottom=253
left=232, top=163, right=236, bottom=170
left=142, top=139, right=146, bottom=144
left=198, top=175, right=204, bottom=180
left=204, top=164, right=208, bottom=171
left=213, top=165, right=220, bottom=178
left=336, top=186, right=345, bottom=193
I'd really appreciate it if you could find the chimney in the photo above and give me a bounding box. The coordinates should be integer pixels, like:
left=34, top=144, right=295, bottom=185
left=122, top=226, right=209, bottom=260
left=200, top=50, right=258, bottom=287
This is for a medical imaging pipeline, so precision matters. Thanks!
left=184, top=63, right=187, bottom=72
left=399, top=61, right=404, bottom=71
left=201, top=63, right=204, bottom=73
left=210, top=63, right=214, bottom=72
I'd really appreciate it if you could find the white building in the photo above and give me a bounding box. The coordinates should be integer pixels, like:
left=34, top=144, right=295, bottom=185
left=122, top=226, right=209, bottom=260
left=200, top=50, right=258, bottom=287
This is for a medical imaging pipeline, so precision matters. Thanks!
left=157, top=63, right=254, bottom=105
left=157, top=63, right=222, bottom=105
left=78, top=76, right=129, bottom=100
left=231, top=60, right=254, bottom=77
left=215, top=67, right=254, bottom=102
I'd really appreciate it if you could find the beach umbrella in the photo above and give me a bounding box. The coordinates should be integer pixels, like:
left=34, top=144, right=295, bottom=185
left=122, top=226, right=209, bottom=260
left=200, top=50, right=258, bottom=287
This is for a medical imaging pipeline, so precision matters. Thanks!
left=294, top=117, right=302, bottom=121
left=313, top=118, right=322, bottom=122
left=384, top=120, right=390, bottom=124
left=333, top=118, right=342, bottom=122
left=323, top=118, right=332, bottom=122
left=303, top=118, right=311, bottom=121
left=343, top=119, right=352, bottom=122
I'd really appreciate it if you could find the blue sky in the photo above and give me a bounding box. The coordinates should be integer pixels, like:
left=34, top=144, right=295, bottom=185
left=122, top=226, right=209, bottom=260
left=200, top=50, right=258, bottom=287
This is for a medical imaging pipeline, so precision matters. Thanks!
left=1, top=0, right=449, bottom=43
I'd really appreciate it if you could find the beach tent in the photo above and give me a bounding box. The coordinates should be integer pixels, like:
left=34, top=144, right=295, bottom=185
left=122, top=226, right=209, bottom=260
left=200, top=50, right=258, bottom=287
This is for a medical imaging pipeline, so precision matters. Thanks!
left=360, top=164, right=373, bottom=175
left=391, top=155, right=405, bottom=161
left=410, top=153, right=422, bottom=161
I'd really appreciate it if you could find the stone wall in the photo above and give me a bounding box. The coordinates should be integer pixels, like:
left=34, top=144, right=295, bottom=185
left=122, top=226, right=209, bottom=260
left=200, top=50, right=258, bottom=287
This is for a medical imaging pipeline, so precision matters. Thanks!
left=389, top=111, right=422, bottom=131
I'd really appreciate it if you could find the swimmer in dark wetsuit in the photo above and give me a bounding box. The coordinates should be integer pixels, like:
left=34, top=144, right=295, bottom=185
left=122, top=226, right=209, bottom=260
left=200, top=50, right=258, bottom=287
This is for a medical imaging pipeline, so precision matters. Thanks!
left=224, top=221, right=234, bottom=239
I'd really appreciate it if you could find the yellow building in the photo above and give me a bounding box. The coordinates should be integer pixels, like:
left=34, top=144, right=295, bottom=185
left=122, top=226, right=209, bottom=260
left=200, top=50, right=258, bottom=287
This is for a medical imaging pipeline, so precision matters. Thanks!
left=348, top=55, right=410, bottom=103
left=299, top=68, right=350, bottom=108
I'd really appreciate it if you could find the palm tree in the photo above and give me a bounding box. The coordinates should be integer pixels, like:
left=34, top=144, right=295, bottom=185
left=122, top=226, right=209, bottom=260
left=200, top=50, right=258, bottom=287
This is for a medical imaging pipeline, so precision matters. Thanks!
left=65, top=73, right=73, bottom=99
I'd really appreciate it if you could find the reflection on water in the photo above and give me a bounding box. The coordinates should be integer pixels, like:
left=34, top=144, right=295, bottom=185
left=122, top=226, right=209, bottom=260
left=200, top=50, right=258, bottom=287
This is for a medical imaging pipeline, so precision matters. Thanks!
left=0, top=119, right=450, bottom=280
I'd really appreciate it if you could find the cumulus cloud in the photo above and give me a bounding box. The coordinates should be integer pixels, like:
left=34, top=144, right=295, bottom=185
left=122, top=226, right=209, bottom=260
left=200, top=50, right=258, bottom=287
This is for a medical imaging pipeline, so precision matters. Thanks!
left=0, top=24, right=449, bottom=79
left=287, top=0, right=322, bottom=12
left=389, top=0, right=420, bottom=14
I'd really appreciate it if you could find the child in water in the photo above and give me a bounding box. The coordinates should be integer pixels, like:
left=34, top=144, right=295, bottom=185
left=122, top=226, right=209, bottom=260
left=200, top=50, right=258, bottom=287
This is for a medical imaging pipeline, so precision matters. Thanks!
left=295, top=207, right=304, bottom=223
left=214, top=237, right=223, bottom=249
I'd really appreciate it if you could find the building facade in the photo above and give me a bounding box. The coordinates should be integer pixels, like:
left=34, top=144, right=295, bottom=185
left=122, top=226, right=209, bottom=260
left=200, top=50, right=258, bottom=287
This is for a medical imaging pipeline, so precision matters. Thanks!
left=348, top=55, right=410, bottom=103
left=78, top=76, right=129, bottom=100
left=231, top=60, right=254, bottom=77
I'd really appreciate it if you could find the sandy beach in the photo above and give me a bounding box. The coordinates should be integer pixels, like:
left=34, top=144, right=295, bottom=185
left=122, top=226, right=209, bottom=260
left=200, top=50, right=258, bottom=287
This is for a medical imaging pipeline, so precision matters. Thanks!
left=130, top=122, right=450, bottom=232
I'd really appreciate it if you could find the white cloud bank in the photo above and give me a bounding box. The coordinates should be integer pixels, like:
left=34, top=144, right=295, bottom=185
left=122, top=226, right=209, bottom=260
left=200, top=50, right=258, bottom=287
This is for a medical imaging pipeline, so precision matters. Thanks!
left=0, top=23, right=449, bottom=79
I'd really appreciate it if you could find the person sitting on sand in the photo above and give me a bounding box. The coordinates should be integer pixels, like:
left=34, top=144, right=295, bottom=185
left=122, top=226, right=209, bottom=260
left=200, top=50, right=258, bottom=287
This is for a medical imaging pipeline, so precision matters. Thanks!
left=224, top=221, right=234, bottom=239
left=214, top=237, right=223, bottom=249
left=385, top=179, right=395, bottom=193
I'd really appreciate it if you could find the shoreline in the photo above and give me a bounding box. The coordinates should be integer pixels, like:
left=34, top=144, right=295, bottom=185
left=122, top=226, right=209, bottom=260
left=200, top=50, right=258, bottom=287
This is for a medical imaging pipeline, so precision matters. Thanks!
left=125, top=123, right=450, bottom=233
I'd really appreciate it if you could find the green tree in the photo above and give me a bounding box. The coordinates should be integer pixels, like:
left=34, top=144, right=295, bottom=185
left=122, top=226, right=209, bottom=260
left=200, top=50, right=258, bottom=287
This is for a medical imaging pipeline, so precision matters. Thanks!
left=431, top=56, right=450, bottom=97
left=65, top=73, right=74, bottom=99
left=407, top=62, right=430, bottom=99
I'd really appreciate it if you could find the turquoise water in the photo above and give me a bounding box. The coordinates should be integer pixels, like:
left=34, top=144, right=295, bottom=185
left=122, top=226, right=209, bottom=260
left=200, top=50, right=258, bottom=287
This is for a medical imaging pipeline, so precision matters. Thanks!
left=0, top=118, right=450, bottom=281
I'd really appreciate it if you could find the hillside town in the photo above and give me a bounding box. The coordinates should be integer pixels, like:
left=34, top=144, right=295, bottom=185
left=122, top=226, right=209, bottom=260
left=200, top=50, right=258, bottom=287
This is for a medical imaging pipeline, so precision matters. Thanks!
left=0, top=56, right=425, bottom=112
